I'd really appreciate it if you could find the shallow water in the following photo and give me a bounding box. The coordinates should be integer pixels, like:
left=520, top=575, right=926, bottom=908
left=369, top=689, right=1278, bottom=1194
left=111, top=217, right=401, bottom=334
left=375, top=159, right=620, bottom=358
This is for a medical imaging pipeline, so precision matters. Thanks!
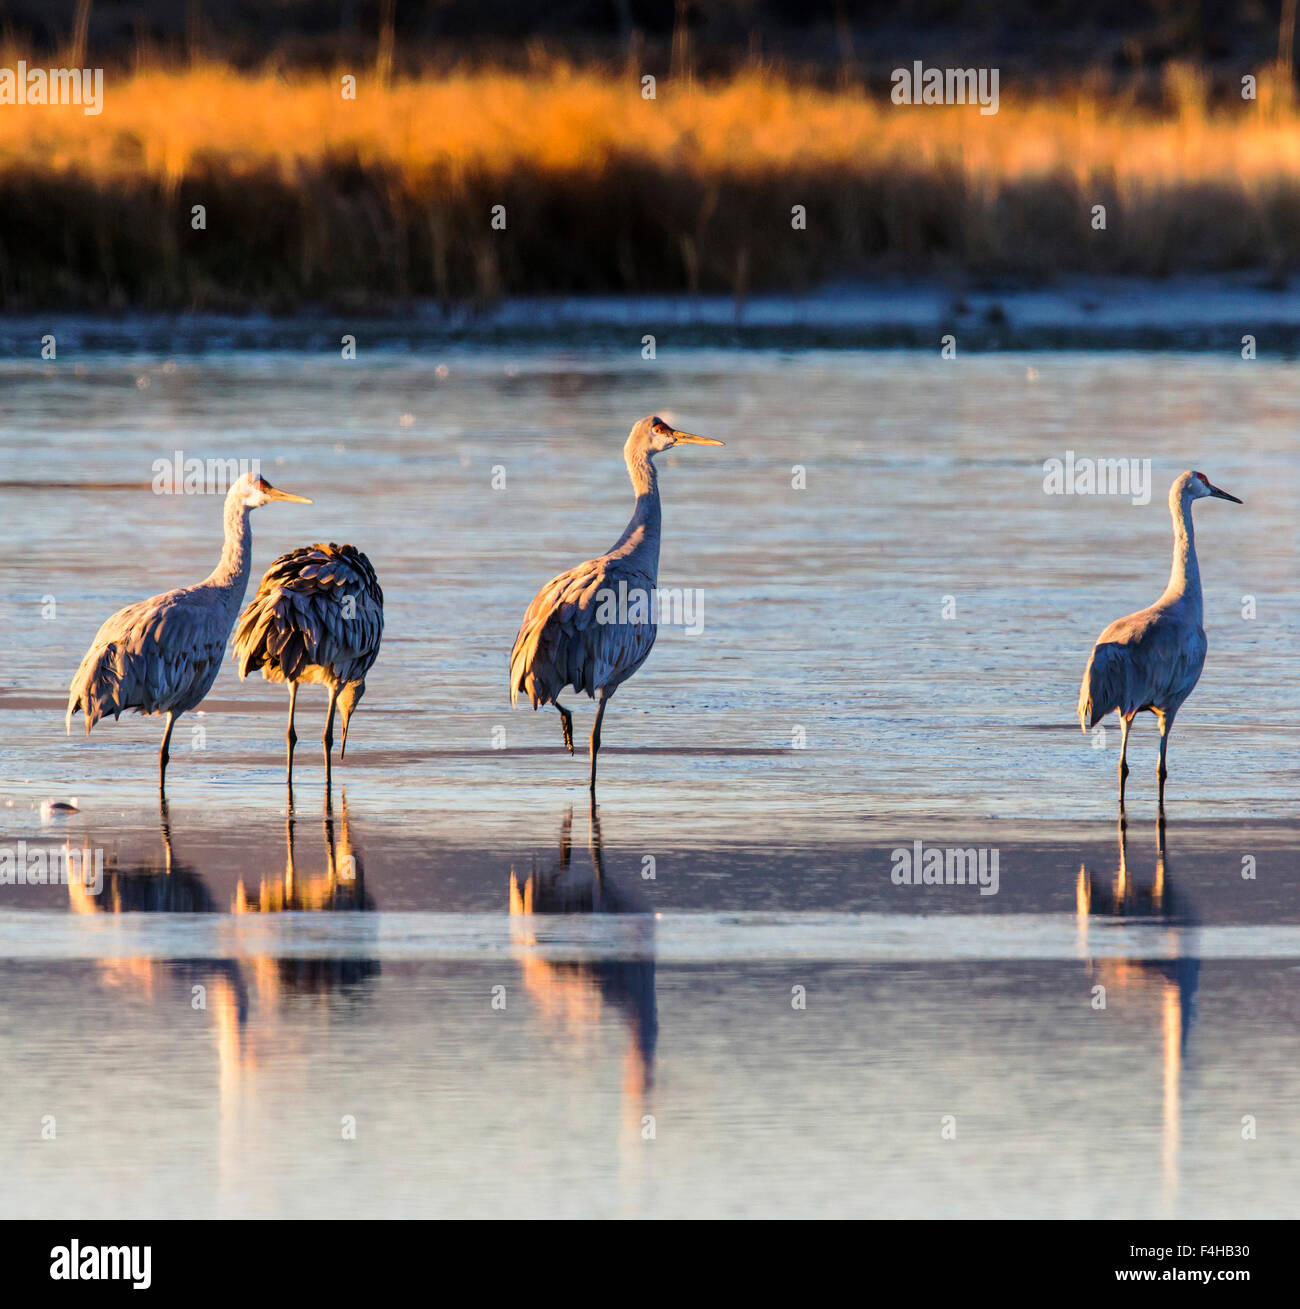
left=0, top=345, right=1297, bottom=1216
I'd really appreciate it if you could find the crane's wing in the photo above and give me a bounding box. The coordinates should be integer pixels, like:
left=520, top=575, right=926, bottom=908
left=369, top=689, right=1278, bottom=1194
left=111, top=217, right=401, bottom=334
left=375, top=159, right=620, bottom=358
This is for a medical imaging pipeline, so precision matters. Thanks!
left=510, top=558, right=657, bottom=707
left=1078, top=607, right=1207, bottom=729
left=67, top=592, right=229, bottom=732
left=235, top=543, right=384, bottom=685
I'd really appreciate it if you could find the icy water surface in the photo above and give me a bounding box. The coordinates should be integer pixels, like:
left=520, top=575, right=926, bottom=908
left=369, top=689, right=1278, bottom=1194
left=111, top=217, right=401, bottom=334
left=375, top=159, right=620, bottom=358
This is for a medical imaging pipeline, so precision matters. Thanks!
left=0, top=346, right=1297, bottom=1216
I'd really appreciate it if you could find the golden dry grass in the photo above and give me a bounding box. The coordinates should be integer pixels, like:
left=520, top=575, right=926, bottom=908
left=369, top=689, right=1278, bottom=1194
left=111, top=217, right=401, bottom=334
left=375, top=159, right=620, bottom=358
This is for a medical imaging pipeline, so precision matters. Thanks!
left=2, top=59, right=1299, bottom=307
left=4, top=61, right=1298, bottom=186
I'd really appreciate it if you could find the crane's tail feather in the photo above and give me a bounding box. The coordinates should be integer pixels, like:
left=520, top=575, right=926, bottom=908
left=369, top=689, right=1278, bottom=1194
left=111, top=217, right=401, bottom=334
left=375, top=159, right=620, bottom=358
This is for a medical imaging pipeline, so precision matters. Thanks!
left=233, top=592, right=301, bottom=683
left=233, top=598, right=269, bottom=680
left=66, top=644, right=124, bottom=737
left=509, top=622, right=547, bottom=710
left=1078, top=643, right=1123, bottom=733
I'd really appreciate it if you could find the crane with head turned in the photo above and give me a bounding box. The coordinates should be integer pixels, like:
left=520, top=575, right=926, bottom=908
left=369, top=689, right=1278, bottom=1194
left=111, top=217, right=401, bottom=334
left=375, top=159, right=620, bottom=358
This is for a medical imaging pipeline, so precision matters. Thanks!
left=510, top=415, right=724, bottom=792
left=1078, top=469, right=1241, bottom=819
left=234, top=542, right=384, bottom=786
left=66, top=471, right=313, bottom=791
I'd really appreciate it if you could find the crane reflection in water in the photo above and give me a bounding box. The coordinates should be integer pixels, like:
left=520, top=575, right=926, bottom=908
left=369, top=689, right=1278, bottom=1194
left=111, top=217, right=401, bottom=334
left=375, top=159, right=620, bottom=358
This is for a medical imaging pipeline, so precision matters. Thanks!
left=66, top=791, right=379, bottom=1048
left=65, top=792, right=380, bottom=1208
left=232, top=791, right=380, bottom=994
left=1076, top=819, right=1201, bottom=1208
left=509, top=805, right=658, bottom=1101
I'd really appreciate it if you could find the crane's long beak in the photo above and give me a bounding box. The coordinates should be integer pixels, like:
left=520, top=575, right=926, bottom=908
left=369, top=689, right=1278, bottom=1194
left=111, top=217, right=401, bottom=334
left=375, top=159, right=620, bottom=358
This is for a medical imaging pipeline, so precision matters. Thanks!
left=672, top=430, right=725, bottom=446
left=1207, top=482, right=1242, bottom=504
left=266, top=483, right=314, bottom=503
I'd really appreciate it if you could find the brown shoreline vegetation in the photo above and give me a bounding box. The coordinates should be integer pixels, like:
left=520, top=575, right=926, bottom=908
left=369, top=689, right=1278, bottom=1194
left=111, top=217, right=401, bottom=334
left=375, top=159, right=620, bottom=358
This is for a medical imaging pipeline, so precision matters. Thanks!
left=2, top=59, right=1300, bottom=311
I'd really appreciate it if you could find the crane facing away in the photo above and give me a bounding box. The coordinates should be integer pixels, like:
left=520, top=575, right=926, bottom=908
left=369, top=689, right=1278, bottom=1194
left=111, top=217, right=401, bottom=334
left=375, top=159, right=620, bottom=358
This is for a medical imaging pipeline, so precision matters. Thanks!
left=510, top=415, right=723, bottom=792
left=66, top=471, right=313, bottom=791
left=1078, top=470, right=1241, bottom=817
left=233, top=543, right=384, bottom=785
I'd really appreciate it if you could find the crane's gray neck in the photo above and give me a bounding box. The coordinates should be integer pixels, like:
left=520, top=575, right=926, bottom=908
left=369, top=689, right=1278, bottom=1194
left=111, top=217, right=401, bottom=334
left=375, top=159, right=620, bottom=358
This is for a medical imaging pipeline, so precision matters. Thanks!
left=206, top=492, right=255, bottom=601
left=609, top=448, right=662, bottom=574
left=1161, top=484, right=1201, bottom=615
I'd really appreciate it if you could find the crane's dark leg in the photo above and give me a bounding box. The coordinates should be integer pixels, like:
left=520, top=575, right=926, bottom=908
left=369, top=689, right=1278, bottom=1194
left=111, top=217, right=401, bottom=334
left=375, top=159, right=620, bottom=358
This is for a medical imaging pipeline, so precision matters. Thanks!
left=1117, top=714, right=1133, bottom=823
left=556, top=702, right=574, bottom=755
left=284, top=810, right=297, bottom=897
left=588, top=691, right=609, bottom=793
left=1114, top=814, right=1129, bottom=903
left=323, top=686, right=338, bottom=787
left=1155, top=710, right=1175, bottom=817
left=559, top=806, right=573, bottom=868
left=286, top=682, right=299, bottom=788
left=1153, top=813, right=1167, bottom=901
left=159, top=798, right=174, bottom=874
left=587, top=795, right=605, bottom=906
left=159, top=711, right=176, bottom=794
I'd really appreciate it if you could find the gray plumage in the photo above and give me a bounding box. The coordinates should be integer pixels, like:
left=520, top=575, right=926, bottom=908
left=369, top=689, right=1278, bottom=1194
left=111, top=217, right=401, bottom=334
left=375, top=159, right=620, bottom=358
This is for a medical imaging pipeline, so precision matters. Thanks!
left=66, top=472, right=313, bottom=790
left=510, top=415, right=724, bottom=791
left=1078, top=469, right=1242, bottom=815
left=234, top=542, right=383, bottom=781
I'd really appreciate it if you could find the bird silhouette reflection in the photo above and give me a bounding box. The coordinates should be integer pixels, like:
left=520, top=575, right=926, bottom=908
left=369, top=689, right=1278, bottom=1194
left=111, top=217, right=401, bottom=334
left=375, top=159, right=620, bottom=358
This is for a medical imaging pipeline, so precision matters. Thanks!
left=66, top=799, right=249, bottom=1020
left=1077, top=819, right=1200, bottom=1204
left=509, top=804, right=658, bottom=1092
left=69, top=793, right=378, bottom=1000
left=232, top=788, right=379, bottom=994
left=1076, top=818, right=1200, bottom=1045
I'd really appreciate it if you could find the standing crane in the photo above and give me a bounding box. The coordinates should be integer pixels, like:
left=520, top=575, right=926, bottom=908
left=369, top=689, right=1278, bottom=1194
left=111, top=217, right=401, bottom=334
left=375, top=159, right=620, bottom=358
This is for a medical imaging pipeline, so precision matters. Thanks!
left=233, top=543, right=384, bottom=785
left=66, top=471, right=313, bottom=791
left=1078, top=470, right=1241, bottom=817
left=510, top=415, right=723, bottom=792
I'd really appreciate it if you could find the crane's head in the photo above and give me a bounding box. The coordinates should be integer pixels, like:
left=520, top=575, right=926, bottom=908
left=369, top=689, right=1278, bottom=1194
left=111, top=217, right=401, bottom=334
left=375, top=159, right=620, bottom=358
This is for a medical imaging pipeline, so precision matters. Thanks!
left=1183, top=470, right=1242, bottom=504
left=231, top=471, right=314, bottom=509
left=338, top=680, right=365, bottom=758
left=627, top=415, right=725, bottom=459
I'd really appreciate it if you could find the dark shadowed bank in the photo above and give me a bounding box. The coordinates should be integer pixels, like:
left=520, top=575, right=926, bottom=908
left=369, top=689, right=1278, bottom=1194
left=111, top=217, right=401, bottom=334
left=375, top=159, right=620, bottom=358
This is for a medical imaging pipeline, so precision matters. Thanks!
left=3, top=275, right=1299, bottom=351
left=5, top=157, right=1300, bottom=319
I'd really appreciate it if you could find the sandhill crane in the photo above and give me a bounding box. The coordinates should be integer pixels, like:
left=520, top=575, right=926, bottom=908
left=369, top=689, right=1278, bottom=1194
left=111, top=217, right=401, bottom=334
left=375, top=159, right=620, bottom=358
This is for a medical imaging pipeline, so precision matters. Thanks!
left=1078, top=470, right=1241, bottom=817
left=233, top=543, right=383, bottom=785
left=509, top=415, right=723, bottom=791
left=67, top=472, right=312, bottom=791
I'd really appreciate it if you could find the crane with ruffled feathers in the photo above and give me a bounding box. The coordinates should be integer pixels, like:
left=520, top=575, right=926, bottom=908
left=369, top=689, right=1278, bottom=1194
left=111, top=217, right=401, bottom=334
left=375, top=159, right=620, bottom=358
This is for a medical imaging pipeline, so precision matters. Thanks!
left=66, top=471, right=313, bottom=791
left=510, top=415, right=724, bottom=791
left=1078, top=469, right=1241, bottom=817
left=234, top=543, right=384, bottom=785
